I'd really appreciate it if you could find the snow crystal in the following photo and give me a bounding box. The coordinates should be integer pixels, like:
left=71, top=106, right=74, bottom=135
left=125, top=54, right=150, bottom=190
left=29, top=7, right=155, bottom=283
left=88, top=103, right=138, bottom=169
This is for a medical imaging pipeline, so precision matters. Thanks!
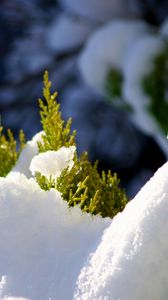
left=0, top=172, right=110, bottom=300
left=78, top=20, right=150, bottom=94
left=12, top=132, right=43, bottom=177
left=75, top=162, right=168, bottom=300
left=30, top=146, right=76, bottom=180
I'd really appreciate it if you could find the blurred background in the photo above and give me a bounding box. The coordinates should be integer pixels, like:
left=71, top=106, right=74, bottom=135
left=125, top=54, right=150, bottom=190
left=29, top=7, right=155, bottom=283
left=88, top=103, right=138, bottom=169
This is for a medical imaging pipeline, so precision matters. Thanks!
left=0, top=0, right=168, bottom=198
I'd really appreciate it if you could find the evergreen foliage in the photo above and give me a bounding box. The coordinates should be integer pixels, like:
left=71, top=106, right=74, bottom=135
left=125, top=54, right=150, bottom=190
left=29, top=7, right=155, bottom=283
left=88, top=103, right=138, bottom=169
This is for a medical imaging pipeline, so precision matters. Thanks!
left=38, top=71, right=76, bottom=152
left=36, top=71, right=128, bottom=218
left=0, top=70, right=128, bottom=218
left=142, top=44, right=168, bottom=134
left=0, top=127, right=25, bottom=177
left=105, top=69, right=123, bottom=100
left=56, top=152, right=127, bottom=218
left=105, top=69, right=132, bottom=111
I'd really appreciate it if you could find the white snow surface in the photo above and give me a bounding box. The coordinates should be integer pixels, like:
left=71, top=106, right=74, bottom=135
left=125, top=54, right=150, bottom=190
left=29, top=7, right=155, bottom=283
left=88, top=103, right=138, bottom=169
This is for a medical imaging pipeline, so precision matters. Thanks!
left=2, top=132, right=168, bottom=299
left=58, top=0, right=140, bottom=22
left=0, top=172, right=110, bottom=300
left=78, top=20, right=150, bottom=94
left=74, top=162, right=168, bottom=300
left=46, top=13, right=95, bottom=53
left=30, top=146, right=76, bottom=180
left=12, top=132, right=43, bottom=177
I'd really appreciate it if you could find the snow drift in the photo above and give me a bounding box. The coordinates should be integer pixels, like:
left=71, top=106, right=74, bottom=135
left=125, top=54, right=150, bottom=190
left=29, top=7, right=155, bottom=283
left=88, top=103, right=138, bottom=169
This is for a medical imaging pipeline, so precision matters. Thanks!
left=75, top=162, right=168, bottom=300
left=0, top=172, right=110, bottom=300
left=0, top=132, right=168, bottom=299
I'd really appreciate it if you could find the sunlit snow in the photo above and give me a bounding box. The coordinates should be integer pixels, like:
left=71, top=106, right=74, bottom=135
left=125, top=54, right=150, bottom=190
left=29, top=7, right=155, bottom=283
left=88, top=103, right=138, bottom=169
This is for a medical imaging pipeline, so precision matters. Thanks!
left=75, top=162, right=168, bottom=300
left=30, top=146, right=76, bottom=180
left=0, top=172, right=110, bottom=300
left=1, top=133, right=168, bottom=299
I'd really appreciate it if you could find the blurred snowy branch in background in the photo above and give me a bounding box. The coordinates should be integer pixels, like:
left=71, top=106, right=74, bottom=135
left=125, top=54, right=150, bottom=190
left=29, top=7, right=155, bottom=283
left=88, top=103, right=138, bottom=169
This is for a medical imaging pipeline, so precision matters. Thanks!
left=0, top=0, right=168, bottom=196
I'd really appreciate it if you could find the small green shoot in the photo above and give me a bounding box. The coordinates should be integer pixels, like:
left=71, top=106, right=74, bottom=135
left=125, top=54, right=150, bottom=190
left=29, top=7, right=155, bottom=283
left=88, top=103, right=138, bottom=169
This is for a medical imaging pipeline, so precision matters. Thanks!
left=0, top=127, right=25, bottom=177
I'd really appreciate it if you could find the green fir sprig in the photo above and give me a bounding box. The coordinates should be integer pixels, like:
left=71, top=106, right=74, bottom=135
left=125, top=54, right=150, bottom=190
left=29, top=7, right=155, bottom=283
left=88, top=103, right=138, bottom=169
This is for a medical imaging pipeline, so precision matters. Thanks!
left=35, top=71, right=128, bottom=218
left=0, top=127, right=25, bottom=177
left=105, top=69, right=123, bottom=100
left=38, top=71, right=76, bottom=153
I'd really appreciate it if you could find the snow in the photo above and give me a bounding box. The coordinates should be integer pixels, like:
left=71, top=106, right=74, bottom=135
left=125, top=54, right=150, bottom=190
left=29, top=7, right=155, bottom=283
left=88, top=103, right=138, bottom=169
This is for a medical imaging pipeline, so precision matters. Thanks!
left=30, top=146, right=76, bottom=180
left=122, top=34, right=168, bottom=155
left=12, top=132, right=43, bottom=177
left=78, top=20, right=150, bottom=94
left=2, top=131, right=168, bottom=299
left=131, top=109, right=159, bottom=135
left=46, top=13, right=95, bottom=53
left=75, top=162, right=168, bottom=300
left=123, top=34, right=165, bottom=113
left=0, top=172, right=110, bottom=300
left=58, top=0, right=140, bottom=23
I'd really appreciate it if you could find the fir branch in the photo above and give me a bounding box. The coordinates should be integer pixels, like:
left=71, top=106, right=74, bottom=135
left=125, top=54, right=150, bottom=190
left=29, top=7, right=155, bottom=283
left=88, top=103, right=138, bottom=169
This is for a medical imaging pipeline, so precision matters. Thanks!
left=38, top=71, right=76, bottom=152
left=0, top=127, right=25, bottom=177
left=56, top=153, right=127, bottom=218
left=105, top=69, right=123, bottom=100
left=35, top=71, right=128, bottom=218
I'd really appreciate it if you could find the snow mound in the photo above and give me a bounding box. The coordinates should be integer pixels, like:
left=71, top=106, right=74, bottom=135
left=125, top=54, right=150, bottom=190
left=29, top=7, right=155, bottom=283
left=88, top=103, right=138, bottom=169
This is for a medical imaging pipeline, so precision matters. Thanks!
left=78, top=20, right=150, bottom=94
left=0, top=172, right=110, bottom=300
left=75, top=162, right=168, bottom=300
left=122, top=33, right=168, bottom=156
left=12, top=132, right=43, bottom=177
left=123, top=34, right=164, bottom=114
left=30, top=146, right=75, bottom=180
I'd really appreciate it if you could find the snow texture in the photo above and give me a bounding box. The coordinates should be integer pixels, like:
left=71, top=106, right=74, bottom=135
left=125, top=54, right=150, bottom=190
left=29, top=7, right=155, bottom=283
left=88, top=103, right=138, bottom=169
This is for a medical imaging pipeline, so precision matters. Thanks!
left=78, top=20, right=150, bottom=94
left=58, top=0, right=140, bottom=22
left=0, top=172, right=110, bottom=300
left=75, top=162, right=168, bottom=300
left=46, top=13, right=95, bottom=53
left=12, top=132, right=43, bottom=177
left=30, top=146, right=76, bottom=180
left=2, top=132, right=168, bottom=299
